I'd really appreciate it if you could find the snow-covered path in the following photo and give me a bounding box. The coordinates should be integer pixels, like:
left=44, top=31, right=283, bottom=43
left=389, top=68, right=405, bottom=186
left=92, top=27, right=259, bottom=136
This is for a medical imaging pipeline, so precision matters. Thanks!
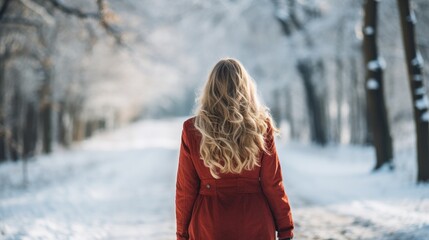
left=1, top=118, right=428, bottom=240
left=0, top=119, right=183, bottom=240
left=283, top=144, right=429, bottom=239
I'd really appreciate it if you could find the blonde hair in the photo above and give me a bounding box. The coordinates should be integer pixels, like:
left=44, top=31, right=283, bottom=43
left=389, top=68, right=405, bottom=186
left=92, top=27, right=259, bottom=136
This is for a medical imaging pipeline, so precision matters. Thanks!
left=195, top=58, right=276, bottom=179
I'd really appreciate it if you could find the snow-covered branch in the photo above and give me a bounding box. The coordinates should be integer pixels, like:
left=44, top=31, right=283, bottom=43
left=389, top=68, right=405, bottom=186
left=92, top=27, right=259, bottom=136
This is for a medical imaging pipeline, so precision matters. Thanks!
left=96, top=0, right=122, bottom=44
left=48, top=0, right=122, bottom=44
left=48, top=0, right=99, bottom=19
left=20, top=0, right=55, bottom=25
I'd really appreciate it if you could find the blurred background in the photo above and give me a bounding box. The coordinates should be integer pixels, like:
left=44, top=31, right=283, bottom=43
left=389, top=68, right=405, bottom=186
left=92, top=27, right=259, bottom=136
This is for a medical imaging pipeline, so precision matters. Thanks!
left=1, top=0, right=429, bottom=239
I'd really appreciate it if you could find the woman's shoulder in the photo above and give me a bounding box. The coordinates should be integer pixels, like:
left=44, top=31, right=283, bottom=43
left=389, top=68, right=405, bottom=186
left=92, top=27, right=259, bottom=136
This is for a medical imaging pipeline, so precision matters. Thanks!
left=183, top=116, right=198, bottom=133
left=183, top=116, right=196, bottom=128
left=182, top=116, right=201, bottom=143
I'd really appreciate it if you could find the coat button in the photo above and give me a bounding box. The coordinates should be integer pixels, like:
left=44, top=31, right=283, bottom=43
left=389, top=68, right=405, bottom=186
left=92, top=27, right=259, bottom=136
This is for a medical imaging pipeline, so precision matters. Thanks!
left=206, top=184, right=211, bottom=189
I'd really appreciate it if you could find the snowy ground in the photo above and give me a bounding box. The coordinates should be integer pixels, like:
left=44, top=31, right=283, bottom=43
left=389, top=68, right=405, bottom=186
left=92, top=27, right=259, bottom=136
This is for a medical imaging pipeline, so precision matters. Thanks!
left=0, top=118, right=428, bottom=240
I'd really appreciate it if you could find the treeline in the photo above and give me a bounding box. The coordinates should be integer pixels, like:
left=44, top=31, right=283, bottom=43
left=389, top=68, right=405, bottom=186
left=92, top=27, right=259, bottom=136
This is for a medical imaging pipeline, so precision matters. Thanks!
left=1, top=0, right=428, bottom=183
left=271, top=0, right=429, bottom=182
left=0, top=0, right=122, bottom=163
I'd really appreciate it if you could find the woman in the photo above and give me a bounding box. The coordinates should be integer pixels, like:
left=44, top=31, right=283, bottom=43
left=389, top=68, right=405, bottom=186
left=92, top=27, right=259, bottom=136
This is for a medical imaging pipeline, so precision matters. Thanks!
left=176, top=58, right=294, bottom=240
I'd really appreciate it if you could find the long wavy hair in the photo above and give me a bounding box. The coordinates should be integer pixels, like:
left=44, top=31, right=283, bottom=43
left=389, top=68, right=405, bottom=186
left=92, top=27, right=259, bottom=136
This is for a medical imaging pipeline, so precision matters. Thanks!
left=194, top=58, right=276, bottom=179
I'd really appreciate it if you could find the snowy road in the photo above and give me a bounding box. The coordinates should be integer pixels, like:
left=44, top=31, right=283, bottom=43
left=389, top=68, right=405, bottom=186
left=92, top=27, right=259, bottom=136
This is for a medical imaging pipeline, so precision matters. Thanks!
left=283, top=144, right=429, bottom=240
left=0, top=119, right=183, bottom=240
left=1, top=118, right=428, bottom=240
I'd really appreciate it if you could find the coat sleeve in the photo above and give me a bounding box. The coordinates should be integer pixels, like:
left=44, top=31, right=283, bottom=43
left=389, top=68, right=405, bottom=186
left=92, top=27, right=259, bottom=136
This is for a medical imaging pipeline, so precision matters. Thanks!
left=260, top=124, right=294, bottom=239
left=175, top=122, right=200, bottom=240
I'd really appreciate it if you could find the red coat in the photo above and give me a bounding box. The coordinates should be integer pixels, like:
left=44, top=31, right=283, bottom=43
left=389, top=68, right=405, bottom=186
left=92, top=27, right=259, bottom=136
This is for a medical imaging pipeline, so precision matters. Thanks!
left=176, top=117, right=294, bottom=240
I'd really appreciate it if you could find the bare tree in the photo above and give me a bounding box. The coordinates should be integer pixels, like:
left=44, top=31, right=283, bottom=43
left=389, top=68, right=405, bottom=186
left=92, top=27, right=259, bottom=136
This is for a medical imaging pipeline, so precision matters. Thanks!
left=363, top=0, right=393, bottom=170
left=296, top=58, right=328, bottom=144
left=0, top=0, right=11, bottom=162
left=0, top=0, right=122, bottom=165
left=273, top=0, right=328, bottom=145
left=397, top=0, right=429, bottom=182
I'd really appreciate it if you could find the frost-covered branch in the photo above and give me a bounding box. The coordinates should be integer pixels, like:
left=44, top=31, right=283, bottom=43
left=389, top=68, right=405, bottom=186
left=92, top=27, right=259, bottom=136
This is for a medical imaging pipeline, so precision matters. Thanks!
left=48, top=0, right=122, bottom=44
left=0, top=17, right=48, bottom=48
left=96, top=0, right=122, bottom=44
left=48, top=0, right=99, bottom=19
left=0, top=17, right=41, bottom=28
left=20, top=0, right=55, bottom=25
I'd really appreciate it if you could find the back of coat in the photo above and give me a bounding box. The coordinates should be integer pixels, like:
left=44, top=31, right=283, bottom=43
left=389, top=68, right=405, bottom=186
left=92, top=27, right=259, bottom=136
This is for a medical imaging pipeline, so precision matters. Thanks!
left=176, top=117, right=294, bottom=240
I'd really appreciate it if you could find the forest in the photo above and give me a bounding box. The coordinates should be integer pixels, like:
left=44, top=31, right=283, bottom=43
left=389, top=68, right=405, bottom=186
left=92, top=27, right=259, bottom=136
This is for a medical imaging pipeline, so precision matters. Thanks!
left=0, top=0, right=429, bottom=239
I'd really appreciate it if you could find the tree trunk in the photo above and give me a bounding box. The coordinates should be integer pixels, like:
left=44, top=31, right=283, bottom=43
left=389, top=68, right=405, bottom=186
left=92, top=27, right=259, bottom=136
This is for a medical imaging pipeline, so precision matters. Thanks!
left=23, top=102, right=37, bottom=158
left=350, top=56, right=367, bottom=145
left=297, top=58, right=328, bottom=145
left=22, top=102, right=37, bottom=186
left=85, top=120, right=94, bottom=138
left=40, top=93, right=52, bottom=154
left=334, top=19, right=345, bottom=143
left=72, top=114, right=84, bottom=142
left=10, top=80, right=22, bottom=161
left=0, top=57, right=6, bottom=162
left=39, top=58, right=53, bottom=154
left=271, top=89, right=281, bottom=126
left=335, top=56, right=343, bottom=142
left=284, top=85, right=295, bottom=139
left=397, top=0, right=429, bottom=182
left=363, top=0, right=394, bottom=170
left=57, top=101, right=72, bottom=147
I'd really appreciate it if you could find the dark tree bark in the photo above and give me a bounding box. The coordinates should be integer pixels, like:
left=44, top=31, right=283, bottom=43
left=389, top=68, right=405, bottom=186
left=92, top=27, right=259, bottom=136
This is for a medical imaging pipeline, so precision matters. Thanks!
left=40, top=99, right=52, bottom=153
left=10, top=79, right=22, bottom=161
left=0, top=0, right=11, bottom=19
left=72, top=114, right=84, bottom=142
left=23, top=102, right=37, bottom=158
left=0, top=56, right=6, bottom=162
left=273, top=0, right=302, bottom=37
left=22, top=102, right=38, bottom=185
left=39, top=58, right=53, bottom=154
left=85, top=120, right=94, bottom=138
left=397, top=0, right=429, bottom=182
left=57, top=101, right=65, bottom=145
left=363, top=0, right=394, bottom=170
left=297, top=59, right=328, bottom=145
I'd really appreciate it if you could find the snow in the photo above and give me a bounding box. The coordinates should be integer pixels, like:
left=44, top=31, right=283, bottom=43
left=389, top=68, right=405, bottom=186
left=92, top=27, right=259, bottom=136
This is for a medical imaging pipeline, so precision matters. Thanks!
left=366, top=78, right=379, bottom=90
left=282, top=142, right=429, bottom=239
left=413, top=74, right=423, bottom=81
left=415, top=95, right=429, bottom=110
left=364, top=26, right=374, bottom=35
left=407, top=11, right=417, bottom=24
left=275, top=8, right=289, bottom=21
left=411, top=51, right=424, bottom=67
left=367, top=57, right=386, bottom=71
left=421, top=111, right=429, bottom=122
left=415, top=87, right=426, bottom=95
left=1, top=118, right=429, bottom=240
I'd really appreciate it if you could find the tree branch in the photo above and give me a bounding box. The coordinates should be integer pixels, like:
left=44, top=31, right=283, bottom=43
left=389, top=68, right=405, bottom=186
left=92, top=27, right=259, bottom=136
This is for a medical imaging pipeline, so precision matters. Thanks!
left=0, top=17, right=47, bottom=47
left=20, top=0, right=55, bottom=25
left=0, top=17, right=42, bottom=28
left=48, top=0, right=122, bottom=44
left=96, top=0, right=122, bottom=44
left=48, top=0, right=99, bottom=19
